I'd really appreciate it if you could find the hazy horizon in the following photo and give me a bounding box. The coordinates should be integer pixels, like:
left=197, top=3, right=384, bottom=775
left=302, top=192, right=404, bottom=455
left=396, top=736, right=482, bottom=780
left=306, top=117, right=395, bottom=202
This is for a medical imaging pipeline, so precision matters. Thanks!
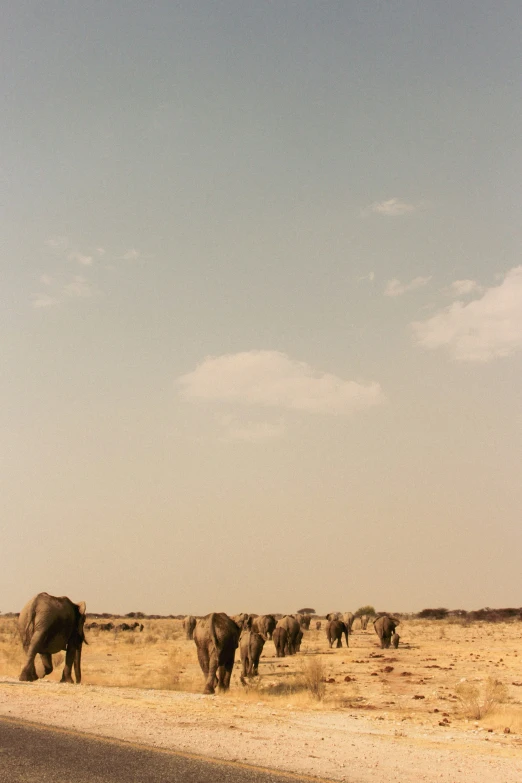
left=2, top=2, right=521, bottom=616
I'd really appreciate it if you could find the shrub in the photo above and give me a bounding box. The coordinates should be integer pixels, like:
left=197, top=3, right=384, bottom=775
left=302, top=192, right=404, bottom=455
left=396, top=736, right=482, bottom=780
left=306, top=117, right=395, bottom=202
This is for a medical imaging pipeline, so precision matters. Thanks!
left=296, top=608, right=316, bottom=615
left=455, top=677, right=507, bottom=720
left=297, top=657, right=326, bottom=701
left=417, top=608, right=448, bottom=620
left=355, top=606, right=375, bottom=617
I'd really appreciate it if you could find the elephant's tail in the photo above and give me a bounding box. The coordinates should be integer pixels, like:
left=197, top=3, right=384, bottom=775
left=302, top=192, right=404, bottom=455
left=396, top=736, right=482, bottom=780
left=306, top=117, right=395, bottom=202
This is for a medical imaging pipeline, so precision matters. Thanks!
left=209, top=613, right=220, bottom=653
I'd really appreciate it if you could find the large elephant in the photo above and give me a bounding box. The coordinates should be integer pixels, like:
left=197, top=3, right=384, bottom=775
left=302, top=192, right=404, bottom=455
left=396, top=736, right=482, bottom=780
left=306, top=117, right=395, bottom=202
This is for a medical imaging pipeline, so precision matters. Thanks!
left=342, top=612, right=355, bottom=634
left=183, top=615, right=197, bottom=640
left=18, top=593, right=87, bottom=683
left=252, top=614, right=276, bottom=640
left=273, top=626, right=287, bottom=657
left=193, top=612, right=240, bottom=694
left=239, top=630, right=266, bottom=682
left=326, top=619, right=348, bottom=648
left=373, top=615, right=400, bottom=649
left=276, top=615, right=300, bottom=655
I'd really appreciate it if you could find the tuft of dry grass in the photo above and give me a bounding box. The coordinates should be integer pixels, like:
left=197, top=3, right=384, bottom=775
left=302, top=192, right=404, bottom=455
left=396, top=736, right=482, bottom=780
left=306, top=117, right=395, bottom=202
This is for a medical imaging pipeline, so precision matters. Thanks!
left=455, top=677, right=508, bottom=720
left=296, top=656, right=326, bottom=701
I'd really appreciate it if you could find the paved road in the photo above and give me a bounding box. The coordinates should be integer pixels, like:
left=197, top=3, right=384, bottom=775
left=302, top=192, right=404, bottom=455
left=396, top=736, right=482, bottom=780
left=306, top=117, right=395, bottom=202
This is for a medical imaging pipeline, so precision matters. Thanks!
left=0, top=717, right=333, bottom=783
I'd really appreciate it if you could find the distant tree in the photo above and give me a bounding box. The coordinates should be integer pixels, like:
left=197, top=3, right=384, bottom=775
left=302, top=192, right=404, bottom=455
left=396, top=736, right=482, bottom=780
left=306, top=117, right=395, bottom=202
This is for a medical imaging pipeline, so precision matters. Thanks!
left=297, top=607, right=316, bottom=615
left=355, top=605, right=376, bottom=617
left=417, top=608, right=448, bottom=620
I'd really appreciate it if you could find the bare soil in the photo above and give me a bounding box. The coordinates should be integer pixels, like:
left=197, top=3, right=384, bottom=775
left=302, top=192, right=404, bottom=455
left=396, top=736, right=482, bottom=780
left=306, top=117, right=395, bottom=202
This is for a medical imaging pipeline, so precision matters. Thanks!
left=1, top=617, right=521, bottom=782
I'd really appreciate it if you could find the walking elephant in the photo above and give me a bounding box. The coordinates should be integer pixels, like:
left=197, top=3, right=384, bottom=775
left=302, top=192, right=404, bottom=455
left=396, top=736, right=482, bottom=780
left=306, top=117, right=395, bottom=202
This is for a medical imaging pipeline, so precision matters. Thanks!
left=273, top=626, right=288, bottom=657
left=373, top=615, right=400, bottom=649
left=18, top=593, right=87, bottom=683
left=193, top=612, right=240, bottom=694
left=231, top=613, right=249, bottom=630
left=252, top=614, right=276, bottom=640
left=359, top=614, right=369, bottom=630
left=276, top=616, right=300, bottom=655
left=183, top=615, right=197, bottom=640
left=239, top=630, right=266, bottom=682
left=342, top=612, right=355, bottom=634
left=326, top=619, right=349, bottom=648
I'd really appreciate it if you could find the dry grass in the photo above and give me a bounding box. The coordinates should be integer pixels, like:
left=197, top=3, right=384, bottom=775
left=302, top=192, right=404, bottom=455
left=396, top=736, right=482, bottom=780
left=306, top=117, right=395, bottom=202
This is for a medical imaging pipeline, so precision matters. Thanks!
left=1, top=614, right=522, bottom=736
left=296, top=656, right=326, bottom=701
left=455, top=677, right=508, bottom=720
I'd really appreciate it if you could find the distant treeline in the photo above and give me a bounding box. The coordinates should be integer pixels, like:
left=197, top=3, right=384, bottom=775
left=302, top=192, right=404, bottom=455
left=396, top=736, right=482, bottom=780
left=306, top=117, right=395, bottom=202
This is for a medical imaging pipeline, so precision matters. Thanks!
left=417, top=607, right=522, bottom=622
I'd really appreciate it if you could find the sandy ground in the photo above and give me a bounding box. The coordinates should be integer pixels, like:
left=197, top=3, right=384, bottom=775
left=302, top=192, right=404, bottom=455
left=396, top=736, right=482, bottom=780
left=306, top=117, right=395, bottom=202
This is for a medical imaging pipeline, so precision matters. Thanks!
left=1, top=617, right=522, bottom=781
left=0, top=677, right=521, bottom=782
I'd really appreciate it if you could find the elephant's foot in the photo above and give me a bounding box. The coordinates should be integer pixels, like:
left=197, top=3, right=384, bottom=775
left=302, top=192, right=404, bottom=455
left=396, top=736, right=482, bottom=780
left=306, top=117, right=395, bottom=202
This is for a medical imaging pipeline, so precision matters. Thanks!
left=203, top=684, right=215, bottom=695
left=60, top=674, right=74, bottom=684
left=19, top=671, right=38, bottom=682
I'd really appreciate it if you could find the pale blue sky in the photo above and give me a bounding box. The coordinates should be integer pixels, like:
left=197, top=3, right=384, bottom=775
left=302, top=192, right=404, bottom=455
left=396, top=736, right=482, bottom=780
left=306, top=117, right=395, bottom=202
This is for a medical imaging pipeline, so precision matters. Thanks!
left=1, top=2, right=521, bottom=614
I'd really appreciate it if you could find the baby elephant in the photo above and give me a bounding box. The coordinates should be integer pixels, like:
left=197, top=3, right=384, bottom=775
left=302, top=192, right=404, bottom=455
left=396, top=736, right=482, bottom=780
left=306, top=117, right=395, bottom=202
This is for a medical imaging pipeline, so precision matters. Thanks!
left=273, top=626, right=288, bottom=657
left=391, top=633, right=400, bottom=649
left=240, top=630, right=266, bottom=682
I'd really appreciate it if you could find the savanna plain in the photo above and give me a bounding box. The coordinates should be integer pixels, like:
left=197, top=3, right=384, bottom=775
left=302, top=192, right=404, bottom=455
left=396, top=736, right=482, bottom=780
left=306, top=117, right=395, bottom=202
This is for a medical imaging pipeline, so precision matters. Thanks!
left=1, top=614, right=522, bottom=782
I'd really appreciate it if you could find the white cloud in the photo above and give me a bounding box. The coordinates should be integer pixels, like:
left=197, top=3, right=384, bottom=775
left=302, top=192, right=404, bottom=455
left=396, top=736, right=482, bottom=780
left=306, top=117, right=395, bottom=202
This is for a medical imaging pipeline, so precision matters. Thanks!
left=45, top=236, right=68, bottom=250
left=122, top=249, right=140, bottom=261
left=412, top=266, right=522, bottom=362
left=31, top=293, right=58, bottom=309
left=68, top=252, right=93, bottom=266
left=178, top=350, right=385, bottom=415
left=218, top=415, right=286, bottom=442
left=447, top=279, right=483, bottom=297
left=384, top=276, right=432, bottom=297
left=63, top=276, right=92, bottom=298
left=366, top=198, right=421, bottom=217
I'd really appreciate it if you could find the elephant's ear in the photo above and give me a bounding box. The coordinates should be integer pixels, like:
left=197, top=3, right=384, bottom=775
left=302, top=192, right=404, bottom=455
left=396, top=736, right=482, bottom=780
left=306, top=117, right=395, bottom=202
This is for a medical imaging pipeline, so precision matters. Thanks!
left=77, top=601, right=87, bottom=616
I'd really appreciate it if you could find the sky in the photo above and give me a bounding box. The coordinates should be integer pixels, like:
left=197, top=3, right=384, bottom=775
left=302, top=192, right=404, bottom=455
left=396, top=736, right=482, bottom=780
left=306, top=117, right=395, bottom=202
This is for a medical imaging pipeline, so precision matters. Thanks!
left=1, top=1, right=521, bottom=615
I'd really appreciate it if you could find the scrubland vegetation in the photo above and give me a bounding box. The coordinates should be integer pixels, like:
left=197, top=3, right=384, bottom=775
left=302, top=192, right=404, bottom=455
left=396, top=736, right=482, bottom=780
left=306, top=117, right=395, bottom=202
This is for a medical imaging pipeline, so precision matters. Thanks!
left=2, top=612, right=522, bottom=734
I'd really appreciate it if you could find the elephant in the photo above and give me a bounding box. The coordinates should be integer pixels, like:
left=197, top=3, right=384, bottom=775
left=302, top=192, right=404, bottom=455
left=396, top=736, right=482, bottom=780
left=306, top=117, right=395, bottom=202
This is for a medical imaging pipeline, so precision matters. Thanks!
left=183, top=615, right=197, bottom=640
left=325, top=612, right=342, bottom=621
left=251, top=614, right=276, bottom=640
left=18, top=593, right=87, bottom=684
left=359, top=614, right=369, bottom=630
left=276, top=615, right=300, bottom=655
left=373, top=615, right=400, bottom=649
left=391, top=633, right=400, bottom=649
left=239, top=630, right=266, bottom=682
left=273, top=626, right=288, bottom=657
left=315, top=621, right=321, bottom=631
left=342, top=612, right=355, bottom=634
left=297, top=614, right=311, bottom=630
left=326, top=619, right=348, bottom=648
left=231, top=613, right=249, bottom=630
left=193, top=612, right=240, bottom=694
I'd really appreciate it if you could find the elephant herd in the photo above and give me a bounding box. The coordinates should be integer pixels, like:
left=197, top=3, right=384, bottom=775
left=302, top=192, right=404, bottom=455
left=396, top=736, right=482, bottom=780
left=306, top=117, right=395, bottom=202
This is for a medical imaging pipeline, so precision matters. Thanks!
left=15, top=593, right=400, bottom=694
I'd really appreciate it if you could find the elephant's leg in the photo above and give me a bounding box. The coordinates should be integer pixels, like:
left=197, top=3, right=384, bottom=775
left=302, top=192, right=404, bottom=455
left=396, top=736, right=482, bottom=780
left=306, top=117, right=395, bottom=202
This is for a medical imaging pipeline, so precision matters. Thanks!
left=205, top=649, right=218, bottom=695
left=40, top=653, right=53, bottom=677
left=196, top=645, right=210, bottom=678
left=336, top=637, right=342, bottom=648
left=221, top=659, right=234, bottom=691
left=73, top=646, right=82, bottom=684
left=60, top=645, right=75, bottom=683
left=19, top=634, right=45, bottom=682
